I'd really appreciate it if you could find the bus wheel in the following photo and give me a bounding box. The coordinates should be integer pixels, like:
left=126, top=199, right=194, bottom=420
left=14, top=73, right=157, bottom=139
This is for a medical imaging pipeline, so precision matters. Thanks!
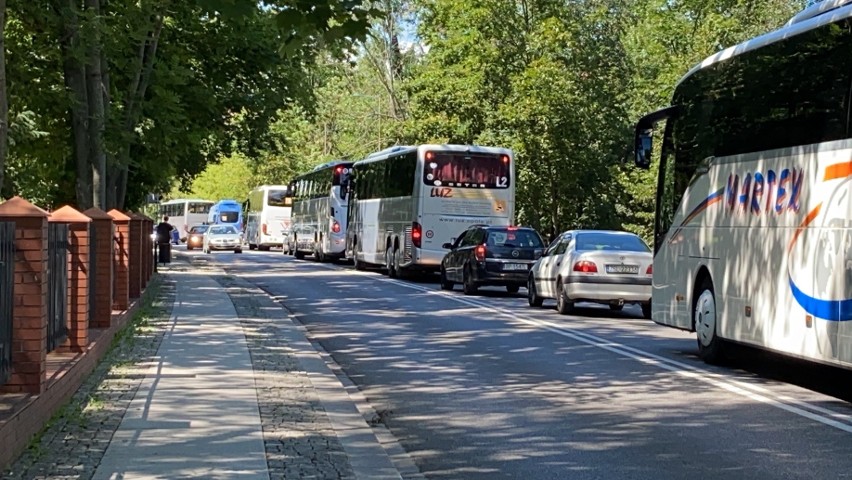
left=694, top=277, right=724, bottom=364
left=386, top=248, right=398, bottom=278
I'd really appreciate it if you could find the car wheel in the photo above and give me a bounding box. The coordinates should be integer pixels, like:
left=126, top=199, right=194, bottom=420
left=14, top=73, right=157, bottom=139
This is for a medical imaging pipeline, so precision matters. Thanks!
left=462, top=265, right=478, bottom=296
left=528, top=276, right=543, bottom=308
left=694, top=277, right=724, bottom=364
left=556, top=280, right=573, bottom=314
left=440, top=267, right=453, bottom=291
left=294, top=250, right=305, bottom=260
left=234, top=248, right=242, bottom=254
left=506, top=285, right=520, bottom=294
left=609, top=304, right=624, bottom=312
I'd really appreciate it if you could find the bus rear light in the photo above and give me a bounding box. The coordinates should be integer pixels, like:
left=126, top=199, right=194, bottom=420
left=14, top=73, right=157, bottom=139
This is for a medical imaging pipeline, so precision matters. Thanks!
left=412, top=222, right=422, bottom=248
left=332, top=220, right=341, bottom=233
left=573, top=261, right=598, bottom=273
left=501, top=155, right=510, bottom=164
left=425, top=151, right=434, bottom=161
left=475, top=245, right=486, bottom=262
left=646, top=265, right=653, bottom=275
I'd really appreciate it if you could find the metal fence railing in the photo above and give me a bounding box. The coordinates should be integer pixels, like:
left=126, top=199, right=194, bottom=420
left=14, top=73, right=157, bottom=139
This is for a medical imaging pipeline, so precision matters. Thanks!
left=47, top=223, right=68, bottom=353
left=0, top=222, right=14, bottom=385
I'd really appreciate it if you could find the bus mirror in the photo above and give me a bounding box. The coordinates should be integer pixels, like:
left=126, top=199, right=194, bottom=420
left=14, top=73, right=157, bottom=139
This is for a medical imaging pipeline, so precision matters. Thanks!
left=635, top=129, right=653, bottom=169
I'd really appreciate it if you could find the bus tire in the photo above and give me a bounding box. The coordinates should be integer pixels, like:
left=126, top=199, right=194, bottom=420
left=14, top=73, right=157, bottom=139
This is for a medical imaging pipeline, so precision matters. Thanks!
left=386, top=248, right=398, bottom=278
left=694, top=277, right=724, bottom=364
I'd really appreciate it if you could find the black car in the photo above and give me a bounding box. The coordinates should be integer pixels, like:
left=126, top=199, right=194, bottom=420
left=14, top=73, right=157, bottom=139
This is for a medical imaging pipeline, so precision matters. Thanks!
left=440, top=225, right=545, bottom=295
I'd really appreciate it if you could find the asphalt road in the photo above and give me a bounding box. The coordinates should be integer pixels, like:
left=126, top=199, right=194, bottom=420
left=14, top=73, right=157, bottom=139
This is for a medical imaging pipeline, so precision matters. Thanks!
left=182, top=248, right=852, bottom=480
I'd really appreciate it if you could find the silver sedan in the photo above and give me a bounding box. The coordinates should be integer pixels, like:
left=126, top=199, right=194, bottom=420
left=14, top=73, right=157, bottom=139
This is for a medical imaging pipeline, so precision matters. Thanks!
left=203, top=225, right=243, bottom=254
left=527, top=230, right=653, bottom=318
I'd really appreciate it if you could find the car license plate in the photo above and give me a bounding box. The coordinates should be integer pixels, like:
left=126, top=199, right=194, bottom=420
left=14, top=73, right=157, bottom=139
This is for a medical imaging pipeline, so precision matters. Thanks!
left=606, top=264, right=639, bottom=274
left=503, top=263, right=528, bottom=271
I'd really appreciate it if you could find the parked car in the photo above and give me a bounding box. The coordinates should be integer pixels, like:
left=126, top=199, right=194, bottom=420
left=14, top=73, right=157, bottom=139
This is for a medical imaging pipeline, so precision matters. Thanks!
left=440, top=225, right=545, bottom=295
left=185, top=224, right=209, bottom=251
left=203, top=225, right=243, bottom=254
left=527, top=230, right=652, bottom=318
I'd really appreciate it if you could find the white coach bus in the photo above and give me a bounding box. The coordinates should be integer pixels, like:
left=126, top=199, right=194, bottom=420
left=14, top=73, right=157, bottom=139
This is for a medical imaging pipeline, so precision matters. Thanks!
left=158, top=199, right=213, bottom=241
left=346, top=144, right=515, bottom=278
left=633, top=0, right=852, bottom=367
left=288, top=161, right=353, bottom=261
left=244, top=185, right=294, bottom=251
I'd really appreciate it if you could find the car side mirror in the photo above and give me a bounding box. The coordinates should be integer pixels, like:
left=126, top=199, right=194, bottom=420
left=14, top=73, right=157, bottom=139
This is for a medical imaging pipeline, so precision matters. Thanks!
left=442, top=242, right=454, bottom=249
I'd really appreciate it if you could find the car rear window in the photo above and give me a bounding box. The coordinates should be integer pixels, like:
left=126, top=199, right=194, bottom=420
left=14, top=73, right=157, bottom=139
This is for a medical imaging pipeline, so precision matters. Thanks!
left=189, top=226, right=208, bottom=234
left=575, top=233, right=650, bottom=252
left=209, top=226, right=237, bottom=235
left=485, top=229, right=543, bottom=248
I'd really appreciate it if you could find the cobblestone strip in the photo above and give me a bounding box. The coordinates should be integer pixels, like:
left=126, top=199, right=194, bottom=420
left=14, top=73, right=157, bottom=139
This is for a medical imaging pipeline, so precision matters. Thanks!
left=214, top=274, right=357, bottom=480
left=2, top=274, right=177, bottom=480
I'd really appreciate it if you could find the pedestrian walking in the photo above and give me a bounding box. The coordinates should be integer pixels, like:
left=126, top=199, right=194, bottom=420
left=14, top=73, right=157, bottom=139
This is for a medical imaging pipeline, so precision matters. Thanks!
left=155, top=216, right=175, bottom=264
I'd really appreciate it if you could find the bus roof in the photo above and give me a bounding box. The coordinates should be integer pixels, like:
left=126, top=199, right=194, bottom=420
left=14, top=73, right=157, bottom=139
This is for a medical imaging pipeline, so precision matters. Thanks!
left=356, top=144, right=513, bottom=166
left=159, top=198, right=214, bottom=205
left=678, top=0, right=852, bottom=87
left=310, top=159, right=354, bottom=172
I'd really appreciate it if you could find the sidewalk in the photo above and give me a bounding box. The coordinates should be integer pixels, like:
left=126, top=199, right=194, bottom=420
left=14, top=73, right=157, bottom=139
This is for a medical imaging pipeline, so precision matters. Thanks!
left=4, top=257, right=415, bottom=479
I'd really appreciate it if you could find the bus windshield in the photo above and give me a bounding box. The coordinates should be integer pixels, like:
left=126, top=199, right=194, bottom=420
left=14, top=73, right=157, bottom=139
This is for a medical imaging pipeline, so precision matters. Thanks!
left=188, top=202, right=212, bottom=214
left=424, top=152, right=510, bottom=189
left=267, top=189, right=292, bottom=207
left=218, top=211, right=239, bottom=223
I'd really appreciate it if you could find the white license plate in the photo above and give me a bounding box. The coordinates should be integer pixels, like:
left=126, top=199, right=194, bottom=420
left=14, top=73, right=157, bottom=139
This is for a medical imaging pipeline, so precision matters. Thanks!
left=503, top=263, right=528, bottom=271
left=606, top=264, right=639, bottom=274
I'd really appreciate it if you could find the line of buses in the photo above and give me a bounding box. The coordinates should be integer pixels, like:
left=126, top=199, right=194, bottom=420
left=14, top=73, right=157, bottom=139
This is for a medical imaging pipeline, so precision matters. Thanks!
left=166, top=0, right=852, bottom=372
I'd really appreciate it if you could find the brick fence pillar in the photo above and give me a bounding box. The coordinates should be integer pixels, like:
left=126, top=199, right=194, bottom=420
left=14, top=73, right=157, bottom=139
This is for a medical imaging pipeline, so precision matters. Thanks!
left=126, top=213, right=143, bottom=299
left=0, top=197, right=48, bottom=394
left=83, top=208, right=114, bottom=329
left=48, top=206, right=92, bottom=353
left=107, top=210, right=130, bottom=311
left=141, top=216, right=153, bottom=285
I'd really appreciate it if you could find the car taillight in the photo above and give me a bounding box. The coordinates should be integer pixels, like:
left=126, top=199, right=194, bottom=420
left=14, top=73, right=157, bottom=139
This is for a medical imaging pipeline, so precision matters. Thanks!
left=573, top=260, right=598, bottom=273
left=332, top=220, right=341, bottom=233
left=262, top=223, right=268, bottom=235
left=412, top=222, right=422, bottom=248
left=646, top=265, right=653, bottom=275
left=474, top=245, right=486, bottom=262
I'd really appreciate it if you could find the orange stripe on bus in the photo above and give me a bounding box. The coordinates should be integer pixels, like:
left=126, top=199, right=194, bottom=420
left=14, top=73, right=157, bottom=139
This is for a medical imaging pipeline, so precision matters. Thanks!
left=824, top=162, right=852, bottom=181
left=787, top=203, right=822, bottom=254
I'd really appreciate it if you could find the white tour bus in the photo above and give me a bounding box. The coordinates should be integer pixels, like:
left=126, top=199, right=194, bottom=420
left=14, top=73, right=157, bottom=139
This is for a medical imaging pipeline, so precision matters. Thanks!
left=158, top=199, right=214, bottom=241
left=288, top=161, right=353, bottom=261
left=244, top=185, right=294, bottom=251
left=633, top=0, right=852, bottom=368
left=346, top=144, right=515, bottom=278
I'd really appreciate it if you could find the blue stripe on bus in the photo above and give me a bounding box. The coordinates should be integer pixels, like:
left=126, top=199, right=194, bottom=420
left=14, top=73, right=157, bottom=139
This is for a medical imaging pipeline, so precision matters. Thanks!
left=789, top=275, right=852, bottom=321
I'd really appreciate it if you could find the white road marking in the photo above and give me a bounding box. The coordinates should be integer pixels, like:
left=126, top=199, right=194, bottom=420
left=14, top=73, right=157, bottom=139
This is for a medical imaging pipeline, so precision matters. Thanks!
left=298, top=260, right=852, bottom=434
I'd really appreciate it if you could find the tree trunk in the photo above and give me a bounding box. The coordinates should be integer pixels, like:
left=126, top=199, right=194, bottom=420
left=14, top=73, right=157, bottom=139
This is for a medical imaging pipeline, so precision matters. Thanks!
left=109, top=12, right=164, bottom=210
left=57, top=0, right=92, bottom=208
left=86, top=0, right=106, bottom=209
left=0, top=0, right=8, bottom=196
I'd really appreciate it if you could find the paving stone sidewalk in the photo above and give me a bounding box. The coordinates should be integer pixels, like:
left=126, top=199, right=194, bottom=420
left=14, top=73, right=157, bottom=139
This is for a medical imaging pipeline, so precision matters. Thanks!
left=3, top=255, right=410, bottom=480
